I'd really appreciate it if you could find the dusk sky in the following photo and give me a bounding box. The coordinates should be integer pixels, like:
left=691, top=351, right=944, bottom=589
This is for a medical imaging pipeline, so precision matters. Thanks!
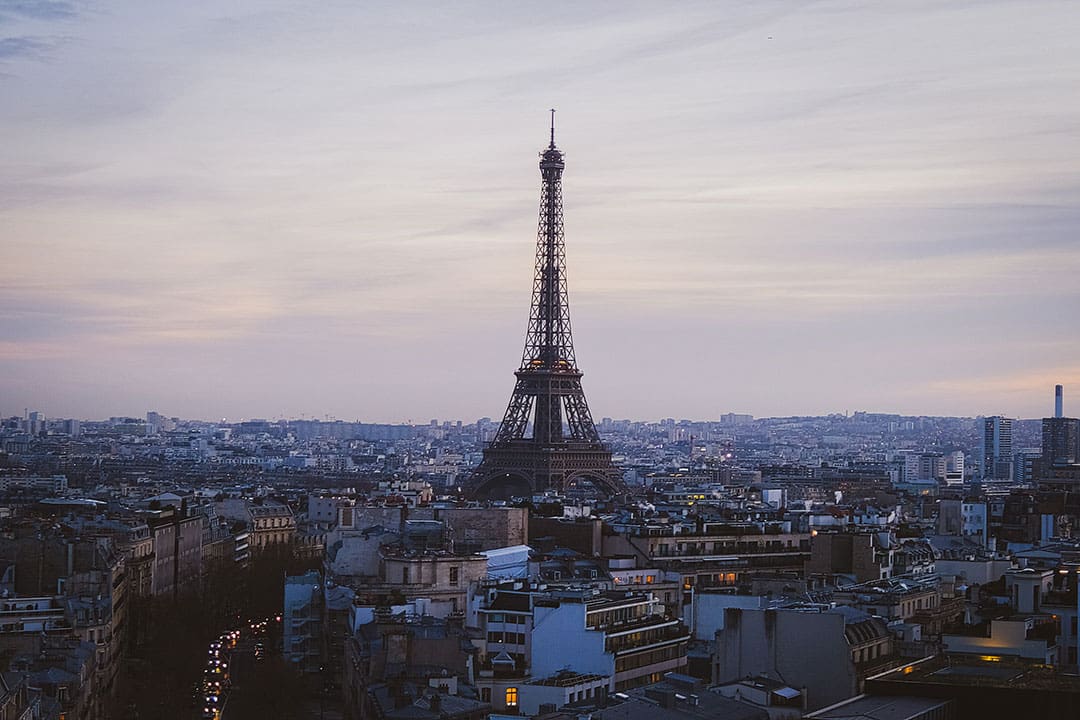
left=3, top=1, right=1079, bottom=423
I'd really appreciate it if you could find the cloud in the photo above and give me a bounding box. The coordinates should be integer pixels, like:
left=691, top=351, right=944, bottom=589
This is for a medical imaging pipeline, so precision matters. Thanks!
left=0, top=1, right=77, bottom=22
left=1, top=1, right=1079, bottom=420
left=0, top=35, right=62, bottom=59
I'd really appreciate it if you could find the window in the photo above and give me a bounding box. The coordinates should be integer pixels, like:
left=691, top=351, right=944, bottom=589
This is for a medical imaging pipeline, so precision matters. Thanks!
left=449, top=566, right=459, bottom=586
left=481, top=688, right=491, bottom=703
left=505, top=688, right=518, bottom=707
left=402, top=567, right=410, bottom=584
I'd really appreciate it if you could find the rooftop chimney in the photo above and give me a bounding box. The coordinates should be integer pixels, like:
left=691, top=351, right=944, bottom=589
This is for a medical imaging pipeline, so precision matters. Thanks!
left=1055, top=385, right=1063, bottom=418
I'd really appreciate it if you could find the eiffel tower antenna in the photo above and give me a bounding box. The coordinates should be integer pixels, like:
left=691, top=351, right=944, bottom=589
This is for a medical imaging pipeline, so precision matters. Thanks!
left=468, top=116, right=624, bottom=500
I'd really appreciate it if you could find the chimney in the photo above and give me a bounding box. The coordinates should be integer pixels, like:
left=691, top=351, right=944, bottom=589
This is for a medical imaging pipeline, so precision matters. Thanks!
left=1056, top=385, right=1064, bottom=418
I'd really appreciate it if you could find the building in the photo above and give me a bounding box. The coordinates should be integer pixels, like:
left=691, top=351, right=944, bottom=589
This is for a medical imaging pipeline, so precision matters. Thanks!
left=982, top=417, right=1013, bottom=482
left=342, top=613, right=485, bottom=720
left=249, top=504, right=297, bottom=551
left=0, top=475, right=68, bottom=493
left=936, top=500, right=988, bottom=546
left=378, top=546, right=488, bottom=613
left=473, top=587, right=689, bottom=696
left=805, top=531, right=894, bottom=583
left=942, top=616, right=1058, bottom=665
left=148, top=510, right=203, bottom=598
left=1041, top=417, right=1079, bottom=469
left=515, top=671, right=610, bottom=714
left=713, top=606, right=899, bottom=712
left=284, top=571, right=323, bottom=674
left=868, top=655, right=1080, bottom=720
left=531, top=590, right=689, bottom=691
left=604, top=519, right=812, bottom=608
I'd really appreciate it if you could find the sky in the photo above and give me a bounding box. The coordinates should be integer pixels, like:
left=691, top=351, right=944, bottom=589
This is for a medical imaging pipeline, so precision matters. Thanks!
left=2, top=0, right=1079, bottom=423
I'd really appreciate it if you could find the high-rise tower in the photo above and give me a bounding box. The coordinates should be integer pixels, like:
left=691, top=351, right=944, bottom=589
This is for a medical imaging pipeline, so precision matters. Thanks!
left=468, top=117, right=623, bottom=500
left=981, top=415, right=1013, bottom=482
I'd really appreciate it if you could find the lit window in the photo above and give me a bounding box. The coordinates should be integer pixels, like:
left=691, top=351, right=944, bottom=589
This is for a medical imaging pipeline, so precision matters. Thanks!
left=505, top=688, right=518, bottom=707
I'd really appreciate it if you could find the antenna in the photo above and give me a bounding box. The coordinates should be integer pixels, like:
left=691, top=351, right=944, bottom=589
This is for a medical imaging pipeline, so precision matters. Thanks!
left=549, top=108, right=556, bottom=148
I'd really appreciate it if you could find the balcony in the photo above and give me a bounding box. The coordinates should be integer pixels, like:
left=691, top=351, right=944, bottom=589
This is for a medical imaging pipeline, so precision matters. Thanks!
left=607, top=623, right=690, bottom=655
left=593, top=614, right=677, bottom=635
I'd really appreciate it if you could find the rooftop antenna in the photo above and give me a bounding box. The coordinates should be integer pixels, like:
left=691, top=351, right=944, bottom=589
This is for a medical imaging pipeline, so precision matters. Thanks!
left=549, top=108, right=556, bottom=148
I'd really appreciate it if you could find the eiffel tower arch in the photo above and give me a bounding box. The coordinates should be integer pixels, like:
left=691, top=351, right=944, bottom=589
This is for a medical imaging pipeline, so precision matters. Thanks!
left=468, top=115, right=624, bottom=500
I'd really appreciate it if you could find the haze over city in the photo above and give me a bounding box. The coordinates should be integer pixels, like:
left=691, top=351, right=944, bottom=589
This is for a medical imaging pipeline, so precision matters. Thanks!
left=3, top=0, right=1079, bottom=422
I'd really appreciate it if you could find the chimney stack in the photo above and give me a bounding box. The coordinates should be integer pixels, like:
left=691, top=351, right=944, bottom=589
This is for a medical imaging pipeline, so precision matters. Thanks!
left=1055, top=385, right=1063, bottom=418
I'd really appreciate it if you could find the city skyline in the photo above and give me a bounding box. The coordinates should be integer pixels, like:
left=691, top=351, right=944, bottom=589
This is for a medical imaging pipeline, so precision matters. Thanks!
left=3, top=1, right=1080, bottom=421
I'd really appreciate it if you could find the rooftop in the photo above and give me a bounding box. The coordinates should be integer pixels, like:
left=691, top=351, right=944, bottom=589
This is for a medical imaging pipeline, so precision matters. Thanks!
left=807, top=694, right=952, bottom=719
left=530, top=671, right=608, bottom=687
left=872, top=656, right=1080, bottom=692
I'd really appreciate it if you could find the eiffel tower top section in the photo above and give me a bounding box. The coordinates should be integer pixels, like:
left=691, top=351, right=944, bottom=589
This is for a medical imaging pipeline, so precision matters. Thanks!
left=519, top=109, right=577, bottom=374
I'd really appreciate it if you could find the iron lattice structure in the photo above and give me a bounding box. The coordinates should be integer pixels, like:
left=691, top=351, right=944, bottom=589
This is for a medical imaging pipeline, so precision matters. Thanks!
left=469, top=122, right=624, bottom=500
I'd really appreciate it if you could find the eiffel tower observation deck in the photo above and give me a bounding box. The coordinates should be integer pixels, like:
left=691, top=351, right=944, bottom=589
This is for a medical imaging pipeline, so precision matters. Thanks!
left=468, top=114, right=624, bottom=500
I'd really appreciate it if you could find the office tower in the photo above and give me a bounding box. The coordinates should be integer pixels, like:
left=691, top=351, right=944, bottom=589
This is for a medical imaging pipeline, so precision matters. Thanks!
left=981, top=416, right=1013, bottom=481
left=468, top=118, right=622, bottom=499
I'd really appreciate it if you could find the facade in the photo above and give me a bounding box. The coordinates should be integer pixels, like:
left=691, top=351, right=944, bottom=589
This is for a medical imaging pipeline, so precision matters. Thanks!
left=805, top=531, right=894, bottom=583
left=249, top=504, right=297, bottom=551
left=517, top=671, right=609, bottom=715
left=0, top=475, right=67, bottom=493
left=284, top=570, right=323, bottom=674
left=833, top=576, right=964, bottom=639
left=713, top=606, right=896, bottom=712
left=604, top=520, right=812, bottom=609
left=1042, top=417, right=1079, bottom=468
left=149, top=511, right=203, bottom=598
left=309, top=494, right=353, bottom=525
left=413, top=507, right=528, bottom=554
left=473, top=588, right=689, bottom=696
left=936, top=500, right=988, bottom=546
left=117, top=523, right=154, bottom=599
left=531, top=591, right=689, bottom=691
left=0, top=595, right=67, bottom=636
left=379, top=549, right=488, bottom=613
left=942, top=617, right=1058, bottom=664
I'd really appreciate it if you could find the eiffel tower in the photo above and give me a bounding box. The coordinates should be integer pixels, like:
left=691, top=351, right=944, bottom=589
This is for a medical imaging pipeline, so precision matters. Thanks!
left=469, top=114, right=624, bottom=500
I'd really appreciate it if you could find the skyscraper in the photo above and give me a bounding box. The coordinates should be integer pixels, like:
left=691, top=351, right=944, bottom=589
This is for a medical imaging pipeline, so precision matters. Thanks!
left=1042, top=385, right=1079, bottom=468
left=981, top=416, right=1013, bottom=482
